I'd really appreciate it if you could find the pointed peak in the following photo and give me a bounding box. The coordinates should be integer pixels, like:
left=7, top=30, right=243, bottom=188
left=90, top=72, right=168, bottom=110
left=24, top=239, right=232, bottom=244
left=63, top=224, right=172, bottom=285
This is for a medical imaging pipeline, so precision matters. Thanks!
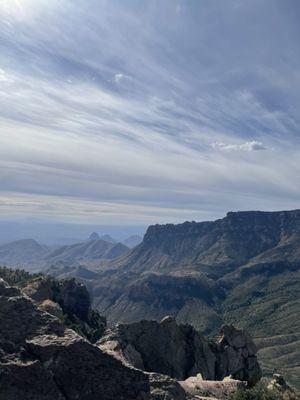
left=88, top=232, right=100, bottom=241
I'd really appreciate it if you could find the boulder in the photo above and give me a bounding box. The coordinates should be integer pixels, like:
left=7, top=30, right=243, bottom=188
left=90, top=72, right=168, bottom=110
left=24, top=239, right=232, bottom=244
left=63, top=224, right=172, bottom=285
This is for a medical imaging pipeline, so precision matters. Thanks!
left=215, top=325, right=262, bottom=385
left=180, top=373, right=246, bottom=399
left=148, top=373, right=187, bottom=400
left=98, top=318, right=261, bottom=385
left=99, top=316, right=216, bottom=380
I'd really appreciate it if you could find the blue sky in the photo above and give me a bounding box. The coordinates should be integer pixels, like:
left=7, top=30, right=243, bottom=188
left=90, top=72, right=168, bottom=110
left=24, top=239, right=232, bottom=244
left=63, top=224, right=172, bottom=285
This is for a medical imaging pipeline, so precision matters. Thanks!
left=0, top=0, right=300, bottom=226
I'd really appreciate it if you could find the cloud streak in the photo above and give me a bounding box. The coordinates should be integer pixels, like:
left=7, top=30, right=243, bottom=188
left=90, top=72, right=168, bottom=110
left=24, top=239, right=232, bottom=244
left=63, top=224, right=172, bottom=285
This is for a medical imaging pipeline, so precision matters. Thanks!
left=212, top=141, right=267, bottom=152
left=0, top=0, right=300, bottom=225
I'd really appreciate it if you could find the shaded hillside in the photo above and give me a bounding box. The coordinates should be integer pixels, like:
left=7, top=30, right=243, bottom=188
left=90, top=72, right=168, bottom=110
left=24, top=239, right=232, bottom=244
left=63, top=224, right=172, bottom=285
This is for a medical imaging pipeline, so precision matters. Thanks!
left=77, top=210, right=300, bottom=388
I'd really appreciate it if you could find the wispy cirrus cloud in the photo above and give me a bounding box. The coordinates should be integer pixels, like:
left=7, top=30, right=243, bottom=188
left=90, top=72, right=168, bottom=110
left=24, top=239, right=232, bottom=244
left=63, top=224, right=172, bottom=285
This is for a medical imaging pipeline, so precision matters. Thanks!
left=212, top=141, right=267, bottom=152
left=0, top=0, right=300, bottom=226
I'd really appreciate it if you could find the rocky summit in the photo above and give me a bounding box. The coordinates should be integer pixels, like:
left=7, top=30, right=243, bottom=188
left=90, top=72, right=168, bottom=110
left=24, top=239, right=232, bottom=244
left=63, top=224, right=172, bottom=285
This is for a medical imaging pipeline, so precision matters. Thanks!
left=0, top=277, right=156, bottom=400
left=0, top=272, right=265, bottom=400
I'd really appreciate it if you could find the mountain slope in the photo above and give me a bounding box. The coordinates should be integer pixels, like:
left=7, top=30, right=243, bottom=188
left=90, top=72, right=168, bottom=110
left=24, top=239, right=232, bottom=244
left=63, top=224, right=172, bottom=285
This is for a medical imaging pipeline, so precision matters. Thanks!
left=122, top=235, right=142, bottom=248
left=0, top=239, right=49, bottom=271
left=45, top=238, right=128, bottom=264
left=84, top=210, right=300, bottom=388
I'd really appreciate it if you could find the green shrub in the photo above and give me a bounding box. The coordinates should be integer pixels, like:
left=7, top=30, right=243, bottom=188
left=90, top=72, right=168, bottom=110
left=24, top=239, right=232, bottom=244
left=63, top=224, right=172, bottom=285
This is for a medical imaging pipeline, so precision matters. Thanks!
left=0, top=266, right=43, bottom=286
left=230, top=382, right=279, bottom=400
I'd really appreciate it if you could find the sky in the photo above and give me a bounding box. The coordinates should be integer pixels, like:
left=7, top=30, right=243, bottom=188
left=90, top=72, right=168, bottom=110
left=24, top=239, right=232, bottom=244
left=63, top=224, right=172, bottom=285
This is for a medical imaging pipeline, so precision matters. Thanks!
left=1, top=0, right=300, bottom=232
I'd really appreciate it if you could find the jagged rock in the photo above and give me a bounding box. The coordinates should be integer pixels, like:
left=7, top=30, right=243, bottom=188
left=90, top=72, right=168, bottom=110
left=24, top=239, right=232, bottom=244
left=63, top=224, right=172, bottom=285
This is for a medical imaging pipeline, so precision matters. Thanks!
left=180, top=373, right=246, bottom=399
left=98, top=317, right=216, bottom=381
left=148, top=372, right=187, bottom=400
left=98, top=318, right=261, bottom=385
left=216, top=325, right=261, bottom=385
left=0, top=279, right=152, bottom=400
left=23, top=276, right=91, bottom=321
left=23, top=276, right=106, bottom=342
left=23, top=276, right=54, bottom=302
left=39, top=299, right=64, bottom=319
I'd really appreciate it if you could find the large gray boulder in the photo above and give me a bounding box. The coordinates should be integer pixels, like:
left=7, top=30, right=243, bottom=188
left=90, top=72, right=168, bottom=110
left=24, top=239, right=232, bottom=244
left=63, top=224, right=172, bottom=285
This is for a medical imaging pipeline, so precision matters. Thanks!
left=98, top=317, right=261, bottom=385
left=99, top=315, right=216, bottom=380
left=215, top=325, right=261, bottom=385
left=180, top=374, right=246, bottom=399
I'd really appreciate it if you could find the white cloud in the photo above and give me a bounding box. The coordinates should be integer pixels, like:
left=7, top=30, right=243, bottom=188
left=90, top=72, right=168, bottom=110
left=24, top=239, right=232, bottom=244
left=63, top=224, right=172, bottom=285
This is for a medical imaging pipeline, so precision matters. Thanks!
left=114, top=73, right=124, bottom=83
left=0, top=69, right=14, bottom=84
left=212, top=140, right=267, bottom=152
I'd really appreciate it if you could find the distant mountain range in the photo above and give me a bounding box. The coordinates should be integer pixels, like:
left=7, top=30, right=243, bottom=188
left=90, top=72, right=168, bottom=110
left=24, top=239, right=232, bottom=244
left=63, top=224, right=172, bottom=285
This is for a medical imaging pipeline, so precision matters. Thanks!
left=0, top=233, right=142, bottom=271
left=47, top=210, right=300, bottom=389
left=88, top=232, right=142, bottom=248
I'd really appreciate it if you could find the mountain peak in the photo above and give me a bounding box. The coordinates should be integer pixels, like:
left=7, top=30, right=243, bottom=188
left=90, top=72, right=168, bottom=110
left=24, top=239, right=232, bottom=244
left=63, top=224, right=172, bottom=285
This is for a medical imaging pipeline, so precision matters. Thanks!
left=88, top=232, right=100, bottom=241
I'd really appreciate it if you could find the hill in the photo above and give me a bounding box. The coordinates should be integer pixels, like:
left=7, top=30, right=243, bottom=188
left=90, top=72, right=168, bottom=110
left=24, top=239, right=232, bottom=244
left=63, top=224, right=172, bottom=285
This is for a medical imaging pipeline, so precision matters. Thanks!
left=0, top=239, right=49, bottom=271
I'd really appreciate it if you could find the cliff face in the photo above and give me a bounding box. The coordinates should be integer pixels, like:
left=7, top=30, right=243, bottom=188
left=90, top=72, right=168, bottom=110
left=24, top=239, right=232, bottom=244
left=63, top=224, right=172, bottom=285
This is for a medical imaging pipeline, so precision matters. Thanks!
left=136, top=210, right=300, bottom=271
left=90, top=210, right=300, bottom=327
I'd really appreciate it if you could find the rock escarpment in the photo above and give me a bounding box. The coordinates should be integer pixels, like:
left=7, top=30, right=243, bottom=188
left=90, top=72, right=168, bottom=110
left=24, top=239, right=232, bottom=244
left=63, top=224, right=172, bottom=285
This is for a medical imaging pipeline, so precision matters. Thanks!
left=98, top=316, right=261, bottom=385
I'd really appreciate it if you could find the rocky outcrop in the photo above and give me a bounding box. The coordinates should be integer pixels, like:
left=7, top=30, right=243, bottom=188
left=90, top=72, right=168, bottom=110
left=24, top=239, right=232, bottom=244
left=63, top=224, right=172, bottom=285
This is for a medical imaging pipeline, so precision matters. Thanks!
left=0, top=275, right=266, bottom=400
left=98, top=317, right=261, bottom=385
left=148, top=373, right=187, bottom=400
left=215, top=325, right=261, bottom=385
left=0, top=277, right=258, bottom=400
left=23, top=275, right=91, bottom=320
left=23, top=276, right=106, bottom=342
left=0, top=278, right=151, bottom=400
left=180, top=374, right=246, bottom=399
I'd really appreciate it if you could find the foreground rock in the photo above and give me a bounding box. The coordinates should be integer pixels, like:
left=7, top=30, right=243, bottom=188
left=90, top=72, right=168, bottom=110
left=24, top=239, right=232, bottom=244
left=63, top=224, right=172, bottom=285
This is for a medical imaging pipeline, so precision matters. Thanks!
left=180, top=374, right=246, bottom=400
left=0, top=278, right=151, bottom=400
left=0, top=275, right=264, bottom=400
left=98, top=316, right=261, bottom=385
left=23, top=275, right=106, bottom=342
